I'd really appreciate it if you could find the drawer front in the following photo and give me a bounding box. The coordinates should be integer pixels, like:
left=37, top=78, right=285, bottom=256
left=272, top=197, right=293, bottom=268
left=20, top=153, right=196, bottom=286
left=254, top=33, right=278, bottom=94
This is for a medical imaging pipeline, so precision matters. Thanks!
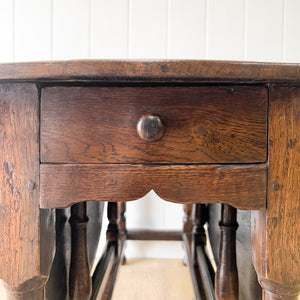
left=41, top=86, right=267, bottom=164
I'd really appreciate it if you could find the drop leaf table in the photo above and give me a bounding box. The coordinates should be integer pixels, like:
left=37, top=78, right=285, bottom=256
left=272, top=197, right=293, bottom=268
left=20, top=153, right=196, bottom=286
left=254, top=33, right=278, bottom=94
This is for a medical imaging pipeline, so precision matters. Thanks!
left=0, top=60, right=299, bottom=300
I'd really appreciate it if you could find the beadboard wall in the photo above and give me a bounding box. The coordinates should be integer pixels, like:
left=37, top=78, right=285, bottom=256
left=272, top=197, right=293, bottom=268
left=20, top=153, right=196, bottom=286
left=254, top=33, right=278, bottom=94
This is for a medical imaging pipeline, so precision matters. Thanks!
left=1, top=0, right=299, bottom=259
left=1, top=0, right=300, bottom=63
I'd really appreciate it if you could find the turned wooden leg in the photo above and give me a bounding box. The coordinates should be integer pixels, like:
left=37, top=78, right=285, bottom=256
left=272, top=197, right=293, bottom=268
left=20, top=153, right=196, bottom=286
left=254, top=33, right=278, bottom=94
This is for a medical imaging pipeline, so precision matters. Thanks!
left=107, top=202, right=119, bottom=244
left=87, top=202, right=105, bottom=268
left=193, top=204, right=216, bottom=300
left=194, top=204, right=207, bottom=250
left=252, top=87, right=300, bottom=300
left=118, top=202, right=126, bottom=234
left=46, top=209, right=69, bottom=300
left=215, top=204, right=239, bottom=300
left=0, top=84, right=55, bottom=300
left=118, top=202, right=127, bottom=264
left=184, top=204, right=194, bottom=233
left=193, top=204, right=207, bottom=277
left=183, top=204, right=194, bottom=266
left=69, top=202, right=91, bottom=300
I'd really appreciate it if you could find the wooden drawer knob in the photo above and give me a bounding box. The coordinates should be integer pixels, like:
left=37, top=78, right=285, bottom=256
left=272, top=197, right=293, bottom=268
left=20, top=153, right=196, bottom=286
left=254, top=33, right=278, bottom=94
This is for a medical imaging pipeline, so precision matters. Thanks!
left=137, top=114, right=165, bottom=141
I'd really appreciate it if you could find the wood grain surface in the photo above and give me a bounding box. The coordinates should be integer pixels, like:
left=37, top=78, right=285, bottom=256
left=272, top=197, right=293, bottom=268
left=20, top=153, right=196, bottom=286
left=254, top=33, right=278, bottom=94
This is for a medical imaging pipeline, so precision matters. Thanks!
left=69, top=202, right=91, bottom=300
left=0, top=60, right=299, bottom=83
left=0, top=84, right=55, bottom=298
left=41, top=85, right=267, bottom=164
left=40, top=164, right=266, bottom=210
left=46, top=202, right=104, bottom=300
left=252, top=86, right=300, bottom=299
left=215, top=205, right=239, bottom=300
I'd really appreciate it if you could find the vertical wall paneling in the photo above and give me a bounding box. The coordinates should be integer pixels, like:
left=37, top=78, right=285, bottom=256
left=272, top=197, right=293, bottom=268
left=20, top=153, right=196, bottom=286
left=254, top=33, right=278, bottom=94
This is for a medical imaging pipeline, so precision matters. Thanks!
left=246, top=0, right=284, bottom=62
left=0, top=0, right=14, bottom=62
left=15, top=0, right=51, bottom=62
left=53, top=0, right=90, bottom=60
left=243, top=0, right=248, bottom=59
left=284, top=0, right=300, bottom=62
left=130, top=0, right=168, bottom=58
left=91, top=0, right=128, bottom=59
left=128, top=0, right=132, bottom=57
left=206, top=0, right=245, bottom=60
left=168, top=0, right=206, bottom=59
left=14, top=0, right=52, bottom=62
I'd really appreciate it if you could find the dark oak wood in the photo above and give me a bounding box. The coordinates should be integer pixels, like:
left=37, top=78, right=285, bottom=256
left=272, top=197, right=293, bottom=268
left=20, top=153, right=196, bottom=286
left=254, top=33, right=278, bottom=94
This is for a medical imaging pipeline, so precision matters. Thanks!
left=183, top=204, right=194, bottom=233
left=252, top=86, right=300, bottom=300
left=69, top=202, right=91, bottom=300
left=193, top=203, right=207, bottom=276
left=91, top=243, right=115, bottom=300
left=87, top=202, right=105, bottom=268
left=99, top=236, right=126, bottom=300
left=193, top=204, right=216, bottom=300
left=0, top=60, right=300, bottom=83
left=183, top=204, right=194, bottom=266
left=46, top=209, right=69, bottom=300
left=127, top=230, right=182, bottom=241
left=118, top=202, right=126, bottom=233
left=46, top=202, right=104, bottom=300
left=183, top=233, right=202, bottom=300
left=208, top=204, right=261, bottom=300
left=40, top=164, right=267, bottom=210
left=41, top=85, right=267, bottom=164
left=0, top=84, right=55, bottom=299
left=215, top=204, right=239, bottom=300
left=106, top=202, right=119, bottom=243
left=196, top=246, right=216, bottom=300
left=91, top=232, right=126, bottom=300
left=194, top=204, right=207, bottom=249
left=117, top=202, right=127, bottom=265
left=2, top=60, right=300, bottom=300
left=184, top=206, right=215, bottom=300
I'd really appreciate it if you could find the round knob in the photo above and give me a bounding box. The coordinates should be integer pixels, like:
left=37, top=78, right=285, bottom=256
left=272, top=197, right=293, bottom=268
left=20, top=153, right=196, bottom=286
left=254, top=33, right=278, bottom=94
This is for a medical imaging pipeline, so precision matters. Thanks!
left=137, top=114, right=165, bottom=142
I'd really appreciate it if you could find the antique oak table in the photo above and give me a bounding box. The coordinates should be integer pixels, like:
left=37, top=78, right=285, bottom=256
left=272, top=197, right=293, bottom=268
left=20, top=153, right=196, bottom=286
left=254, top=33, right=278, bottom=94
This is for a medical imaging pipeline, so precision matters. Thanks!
left=0, top=60, right=299, bottom=300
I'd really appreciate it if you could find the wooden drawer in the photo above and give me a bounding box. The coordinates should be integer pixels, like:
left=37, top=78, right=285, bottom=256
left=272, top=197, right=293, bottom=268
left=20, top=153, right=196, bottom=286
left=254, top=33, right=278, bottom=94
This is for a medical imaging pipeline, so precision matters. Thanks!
left=41, top=85, right=267, bottom=164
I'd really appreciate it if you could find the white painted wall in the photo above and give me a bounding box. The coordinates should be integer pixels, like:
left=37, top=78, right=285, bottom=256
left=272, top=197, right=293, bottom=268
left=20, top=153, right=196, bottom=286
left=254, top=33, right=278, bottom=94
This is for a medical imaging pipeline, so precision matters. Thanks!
left=1, top=0, right=299, bottom=259
left=1, top=0, right=300, bottom=63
